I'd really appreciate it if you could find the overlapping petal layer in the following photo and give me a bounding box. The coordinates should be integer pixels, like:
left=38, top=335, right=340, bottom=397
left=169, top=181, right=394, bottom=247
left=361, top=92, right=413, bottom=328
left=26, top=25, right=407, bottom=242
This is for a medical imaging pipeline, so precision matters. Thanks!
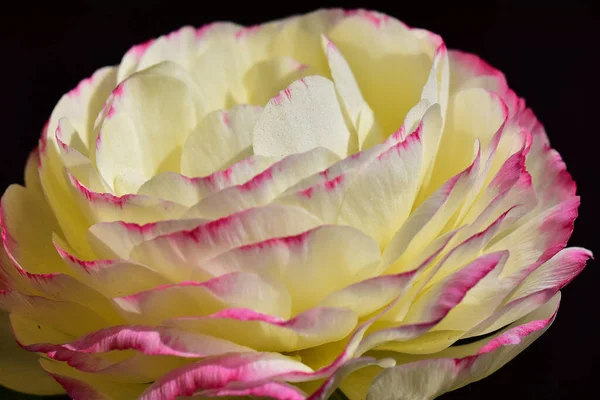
left=0, top=8, right=588, bottom=400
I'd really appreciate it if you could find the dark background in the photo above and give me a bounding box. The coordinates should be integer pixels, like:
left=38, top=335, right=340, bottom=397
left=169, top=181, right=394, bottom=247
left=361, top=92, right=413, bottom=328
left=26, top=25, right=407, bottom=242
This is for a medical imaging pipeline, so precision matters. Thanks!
left=0, top=1, right=597, bottom=399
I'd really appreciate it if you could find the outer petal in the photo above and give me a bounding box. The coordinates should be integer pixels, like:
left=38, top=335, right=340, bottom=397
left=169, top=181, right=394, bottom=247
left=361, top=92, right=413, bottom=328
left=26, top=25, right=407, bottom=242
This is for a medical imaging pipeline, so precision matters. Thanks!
left=0, top=151, right=69, bottom=275
left=363, top=293, right=560, bottom=400
left=0, top=310, right=65, bottom=395
left=321, top=35, right=384, bottom=149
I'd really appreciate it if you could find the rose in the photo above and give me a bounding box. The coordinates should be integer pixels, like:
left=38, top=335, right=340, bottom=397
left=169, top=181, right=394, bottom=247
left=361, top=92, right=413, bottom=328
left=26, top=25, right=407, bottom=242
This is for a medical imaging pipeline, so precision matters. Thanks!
left=0, top=8, right=590, bottom=400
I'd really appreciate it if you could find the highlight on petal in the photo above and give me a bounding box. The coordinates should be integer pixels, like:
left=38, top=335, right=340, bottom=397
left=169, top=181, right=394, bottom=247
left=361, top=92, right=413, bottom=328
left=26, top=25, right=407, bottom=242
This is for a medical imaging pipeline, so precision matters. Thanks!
left=253, top=75, right=352, bottom=160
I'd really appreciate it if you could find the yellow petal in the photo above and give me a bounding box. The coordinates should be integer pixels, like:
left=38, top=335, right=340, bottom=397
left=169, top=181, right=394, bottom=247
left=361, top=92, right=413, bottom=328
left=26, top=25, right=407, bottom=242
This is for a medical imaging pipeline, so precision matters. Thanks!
left=0, top=311, right=65, bottom=395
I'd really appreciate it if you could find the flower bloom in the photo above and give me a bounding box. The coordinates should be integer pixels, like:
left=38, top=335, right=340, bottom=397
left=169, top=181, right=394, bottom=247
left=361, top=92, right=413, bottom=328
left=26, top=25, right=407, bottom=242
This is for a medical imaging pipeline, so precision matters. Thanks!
left=0, top=9, right=591, bottom=400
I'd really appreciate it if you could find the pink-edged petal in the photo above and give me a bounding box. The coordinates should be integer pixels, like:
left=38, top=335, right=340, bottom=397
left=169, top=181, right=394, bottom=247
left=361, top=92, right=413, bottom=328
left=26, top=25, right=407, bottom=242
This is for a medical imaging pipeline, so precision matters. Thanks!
left=0, top=245, right=119, bottom=323
left=337, top=129, right=424, bottom=246
left=95, top=64, right=199, bottom=194
left=487, top=196, right=580, bottom=275
left=117, top=26, right=203, bottom=82
left=426, top=209, right=514, bottom=285
left=197, top=225, right=381, bottom=314
left=184, top=147, right=339, bottom=219
left=166, top=307, right=357, bottom=352
left=25, top=324, right=253, bottom=360
left=383, top=149, right=481, bottom=275
left=458, top=149, right=537, bottom=240
left=525, top=124, right=577, bottom=210
left=87, top=218, right=208, bottom=260
left=139, top=352, right=312, bottom=400
left=55, top=118, right=112, bottom=193
left=113, top=272, right=290, bottom=323
left=368, top=252, right=507, bottom=353
left=48, top=373, right=107, bottom=400
left=403, top=251, right=507, bottom=325
left=129, top=205, right=321, bottom=282
left=195, top=381, right=307, bottom=399
left=364, top=293, right=560, bottom=400
left=426, top=87, right=507, bottom=197
left=0, top=152, right=70, bottom=275
left=65, top=172, right=187, bottom=226
left=46, top=67, right=118, bottom=154
left=54, top=236, right=169, bottom=297
left=468, top=247, right=591, bottom=337
left=508, top=247, right=591, bottom=302
left=137, top=155, right=273, bottom=207
left=317, top=269, right=418, bottom=318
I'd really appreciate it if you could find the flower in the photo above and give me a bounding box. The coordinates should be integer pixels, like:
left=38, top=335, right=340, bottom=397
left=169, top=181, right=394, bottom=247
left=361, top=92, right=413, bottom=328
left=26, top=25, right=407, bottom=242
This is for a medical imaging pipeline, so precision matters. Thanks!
left=0, top=8, right=590, bottom=400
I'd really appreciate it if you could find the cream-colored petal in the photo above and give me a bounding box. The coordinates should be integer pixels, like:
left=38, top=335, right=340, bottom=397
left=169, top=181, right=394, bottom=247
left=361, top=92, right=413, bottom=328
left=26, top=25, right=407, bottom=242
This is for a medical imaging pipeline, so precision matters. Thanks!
left=184, top=147, right=339, bottom=219
left=327, top=11, right=431, bottom=135
left=130, top=205, right=321, bottom=282
left=244, top=56, right=315, bottom=106
left=321, top=34, right=384, bottom=151
left=425, top=88, right=507, bottom=198
left=87, top=218, right=207, bottom=260
left=137, top=155, right=273, bottom=207
left=337, top=131, right=423, bottom=247
left=95, top=70, right=198, bottom=194
left=166, top=307, right=357, bottom=353
left=180, top=105, right=263, bottom=177
left=113, top=272, right=290, bottom=324
left=197, top=225, right=381, bottom=314
left=253, top=75, right=352, bottom=160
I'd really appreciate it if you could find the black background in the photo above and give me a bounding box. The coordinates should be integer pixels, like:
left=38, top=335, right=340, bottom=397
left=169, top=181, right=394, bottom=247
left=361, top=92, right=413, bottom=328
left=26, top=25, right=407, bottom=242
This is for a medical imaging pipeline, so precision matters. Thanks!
left=0, top=1, right=598, bottom=399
